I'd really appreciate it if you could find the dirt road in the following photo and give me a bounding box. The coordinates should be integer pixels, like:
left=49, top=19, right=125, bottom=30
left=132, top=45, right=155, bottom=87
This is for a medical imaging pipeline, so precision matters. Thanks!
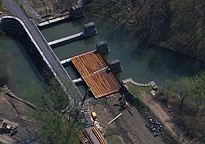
left=0, top=88, right=38, bottom=144
left=137, top=90, right=193, bottom=144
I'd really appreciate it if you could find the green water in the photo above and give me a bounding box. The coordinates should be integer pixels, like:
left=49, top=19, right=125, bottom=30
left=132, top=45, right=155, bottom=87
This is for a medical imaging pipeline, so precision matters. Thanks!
left=0, top=16, right=203, bottom=97
left=0, top=35, right=42, bottom=95
left=41, top=16, right=204, bottom=87
left=64, top=65, right=80, bottom=80
left=41, top=18, right=84, bottom=42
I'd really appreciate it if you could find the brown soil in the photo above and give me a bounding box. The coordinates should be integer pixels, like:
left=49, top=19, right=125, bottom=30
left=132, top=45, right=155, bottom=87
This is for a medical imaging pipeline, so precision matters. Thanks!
left=129, top=87, right=194, bottom=144
left=0, top=88, right=38, bottom=144
left=87, top=92, right=164, bottom=144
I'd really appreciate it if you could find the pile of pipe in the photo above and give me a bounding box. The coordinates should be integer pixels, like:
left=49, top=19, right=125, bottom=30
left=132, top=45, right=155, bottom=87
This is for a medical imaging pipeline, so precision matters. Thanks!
left=146, top=117, right=162, bottom=137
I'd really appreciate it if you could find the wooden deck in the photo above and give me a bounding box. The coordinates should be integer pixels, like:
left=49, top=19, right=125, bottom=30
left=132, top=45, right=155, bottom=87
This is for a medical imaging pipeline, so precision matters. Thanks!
left=71, top=51, right=121, bottom=98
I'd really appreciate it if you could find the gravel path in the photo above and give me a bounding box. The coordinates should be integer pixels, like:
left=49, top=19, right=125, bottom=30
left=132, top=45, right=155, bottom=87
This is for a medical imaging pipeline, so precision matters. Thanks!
left=138, top=91, right=193, bottom=144
left=0, top=90, right=38, bottom=144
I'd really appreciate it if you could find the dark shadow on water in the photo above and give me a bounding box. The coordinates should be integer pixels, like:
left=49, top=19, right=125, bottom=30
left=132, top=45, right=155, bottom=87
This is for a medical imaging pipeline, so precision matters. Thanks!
left=72, top=17, right=84, bottom=28
left=1, top=32, right=45, bottom=95
left=64, top=63, right=81, bottom=80
left=83, top=35, right=96, bottom=45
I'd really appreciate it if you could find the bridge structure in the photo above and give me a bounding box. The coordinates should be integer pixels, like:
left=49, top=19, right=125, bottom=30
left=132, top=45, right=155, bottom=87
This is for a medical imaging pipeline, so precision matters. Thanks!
left=1, top=0, right=88, bottom=104
left=70, top=50, right=121, bottom=98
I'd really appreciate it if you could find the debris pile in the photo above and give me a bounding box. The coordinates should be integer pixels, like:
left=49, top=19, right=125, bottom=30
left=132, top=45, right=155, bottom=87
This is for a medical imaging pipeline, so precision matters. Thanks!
left=78, top=111, right=108, bottom=144
left=146, top=117, right=162, bottom=137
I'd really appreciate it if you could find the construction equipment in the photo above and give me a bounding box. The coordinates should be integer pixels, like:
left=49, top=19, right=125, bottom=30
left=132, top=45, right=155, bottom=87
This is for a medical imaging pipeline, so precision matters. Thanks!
left=91, top=112, right=97, bottom=120
left=114, top=94, right=134, bottom=116
left=114, top=100, right=128, bottom=107
left=121, top=101, right=128, bottom=108
left=0, top=119, right=18, bottom=136
left=114, top=94, right=129, bottom=109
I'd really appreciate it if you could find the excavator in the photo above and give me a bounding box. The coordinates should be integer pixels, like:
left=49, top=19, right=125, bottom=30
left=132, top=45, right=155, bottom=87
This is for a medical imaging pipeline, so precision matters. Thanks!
left=0, top=120, right=18, bottom=136
left=114, top=100, right=128, bottom=108
left=114, top=94, right=133, bottom=116
left=114, top=94, right=129, bottom=109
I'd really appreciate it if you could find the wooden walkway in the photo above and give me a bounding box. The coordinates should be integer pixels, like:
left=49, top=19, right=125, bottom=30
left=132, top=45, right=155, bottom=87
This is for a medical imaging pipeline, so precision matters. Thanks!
left=71, top=51, right=121, bottom=98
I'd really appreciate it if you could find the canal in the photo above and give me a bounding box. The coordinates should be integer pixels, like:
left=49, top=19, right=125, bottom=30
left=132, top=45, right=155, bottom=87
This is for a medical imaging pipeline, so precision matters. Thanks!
left=41, top=16, right=205, bottom=88
left=0, top=34, right=42, bottom=95
left=0, top=15, right=204, bottom=97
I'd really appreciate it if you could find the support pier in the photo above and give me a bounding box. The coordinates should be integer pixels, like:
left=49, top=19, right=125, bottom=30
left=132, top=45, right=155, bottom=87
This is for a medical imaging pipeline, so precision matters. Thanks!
left=60, top=58, right=72, bottom=66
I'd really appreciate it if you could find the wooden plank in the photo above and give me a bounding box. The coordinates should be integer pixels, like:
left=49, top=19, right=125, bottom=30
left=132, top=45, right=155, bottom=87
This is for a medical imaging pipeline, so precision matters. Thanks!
left=92, top=127, right=106, bottom=144
left=83, top=71, right=121, bottom=98
left=77, top=133, right=86, bottom=144
left=71, top=51, right=121, bottom=98
left=72, top=52, right=107, bottom=76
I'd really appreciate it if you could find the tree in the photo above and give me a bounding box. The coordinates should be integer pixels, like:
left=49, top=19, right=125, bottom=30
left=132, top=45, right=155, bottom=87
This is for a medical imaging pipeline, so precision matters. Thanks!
left=170, top=77, right=193, bottom=109
left=167, top=73, right=205, bottom=140
left=23, top=79, right=82, bottom=144
left=166, top=0, right=205, bottom=61
left=37, top=110, right=68, bottom=144
left=22, top=79, right=69, bottom=112
left=190, top=72, right=205, bottom=115
left=28, top=109, right=81, bottom=144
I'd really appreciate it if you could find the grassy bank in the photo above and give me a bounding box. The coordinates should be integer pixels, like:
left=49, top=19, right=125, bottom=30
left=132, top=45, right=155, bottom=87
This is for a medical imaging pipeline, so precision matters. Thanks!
left=125, top=83, right=177, bottom=144
left=126, top=72, right=205, bottom=143
left=155, top=72, right=205, bottom=143
left=156, top=88, right=205, bottom=143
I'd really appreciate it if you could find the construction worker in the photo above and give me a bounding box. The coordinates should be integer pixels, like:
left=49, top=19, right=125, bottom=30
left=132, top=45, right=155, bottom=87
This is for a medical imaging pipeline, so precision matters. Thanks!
left=107, top=67, right=111, bottom=73
left=121, top=100, right=128, bottom=108
left=114, top=93, right=128, bottom=109
left=118, top=93, right=125, bottom=102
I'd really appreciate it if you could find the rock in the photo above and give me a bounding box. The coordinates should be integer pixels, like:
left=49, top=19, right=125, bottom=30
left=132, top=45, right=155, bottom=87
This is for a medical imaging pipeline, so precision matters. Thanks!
left=153, top=131, right=159, bottom=137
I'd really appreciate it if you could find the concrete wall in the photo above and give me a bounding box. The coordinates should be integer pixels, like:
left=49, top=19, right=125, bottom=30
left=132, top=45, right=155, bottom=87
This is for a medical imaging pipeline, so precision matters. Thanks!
left=70, top=5, right=84, bottom=18
left=84, top=22, right=96, bottom=35
left=96, top=40, right=110, bottom=54
left=0, top=17, right=54, bottom=80
left=109, top=59, right=122, bottom=73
